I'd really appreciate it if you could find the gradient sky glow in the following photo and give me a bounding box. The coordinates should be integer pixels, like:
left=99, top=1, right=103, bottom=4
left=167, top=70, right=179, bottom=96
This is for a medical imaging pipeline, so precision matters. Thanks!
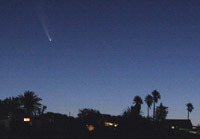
left=1, top=0, right=200, bottom=125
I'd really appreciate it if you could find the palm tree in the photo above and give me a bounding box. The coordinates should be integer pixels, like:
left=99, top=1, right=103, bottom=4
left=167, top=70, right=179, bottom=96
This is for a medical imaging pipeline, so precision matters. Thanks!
left=152, top=90, right=161, bottom=119
left=133, top=96, right=143, bottom=115
left=145, top=94, right=153, bottom=118
left=133, top=96, right=143, bottom=106
left=2, top=97, right=22, bottom=118
left=19, top=91, right=42, bottom=117
left=186, top=103, right=194, bottom=119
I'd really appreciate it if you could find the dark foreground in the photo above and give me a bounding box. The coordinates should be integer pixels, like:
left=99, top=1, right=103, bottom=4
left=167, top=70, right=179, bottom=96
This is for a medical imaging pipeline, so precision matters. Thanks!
left=0, top=128, right=199, bottom=139
left=0, top=115, right=199, bottom=139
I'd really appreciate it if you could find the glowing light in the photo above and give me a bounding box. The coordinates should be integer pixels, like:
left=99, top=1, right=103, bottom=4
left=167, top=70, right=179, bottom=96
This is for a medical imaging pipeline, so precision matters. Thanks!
left=105, top=122, right=118, bottom=127
left=105, top=122, right=111, bottom=126
left=171, top=126, right=175, bottom=129
left=114, top=124, right=118, bottom=127
left=24, top=118, right=30, bottom=122
left=86, top=125, right=95, bottom=131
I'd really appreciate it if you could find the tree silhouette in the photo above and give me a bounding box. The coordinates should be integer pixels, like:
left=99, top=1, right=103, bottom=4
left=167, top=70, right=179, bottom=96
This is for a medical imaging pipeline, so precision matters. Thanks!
left=78, top=108, right=101, bottom=125
left=152, top=90, right=161, bottom=119
left=19, top=91, right=42, bottom=117
left=0, top=99, right=4, bottom=119
left=33, top=105, right=47, bottom=116
left=122, top=107, right=132, bottom=118
left=155, top=103, right=168, bottom=122
left=2, top=97, right=22, bottom=119
left=186, top=103, right=194, bottom=119
left=133, top=96, right=143, bottom=116
left=145, top=94, right=153, bottom=118
left=133, top=96, right=143, bottom=106
left=41, top=105, right=47, bottom=114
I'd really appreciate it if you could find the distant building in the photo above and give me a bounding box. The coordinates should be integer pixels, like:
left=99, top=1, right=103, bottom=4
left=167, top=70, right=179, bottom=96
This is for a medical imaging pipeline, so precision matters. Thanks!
left=164, top=119, right=193, bottom=131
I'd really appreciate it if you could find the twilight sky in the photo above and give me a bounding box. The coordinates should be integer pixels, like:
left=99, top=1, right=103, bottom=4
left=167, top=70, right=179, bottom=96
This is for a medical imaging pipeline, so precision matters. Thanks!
left=1, top=0, right=200, bottom=125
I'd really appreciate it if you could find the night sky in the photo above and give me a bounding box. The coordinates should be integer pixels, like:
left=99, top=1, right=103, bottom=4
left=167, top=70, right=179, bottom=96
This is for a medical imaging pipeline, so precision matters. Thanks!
left=1, top=0, right=200, bottom=125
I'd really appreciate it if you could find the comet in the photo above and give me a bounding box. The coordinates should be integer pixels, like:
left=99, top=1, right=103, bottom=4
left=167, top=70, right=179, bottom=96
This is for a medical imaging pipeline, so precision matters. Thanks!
left=36, top=1, right=52, bottom=42
left=39, top=13, right=52, bottom=42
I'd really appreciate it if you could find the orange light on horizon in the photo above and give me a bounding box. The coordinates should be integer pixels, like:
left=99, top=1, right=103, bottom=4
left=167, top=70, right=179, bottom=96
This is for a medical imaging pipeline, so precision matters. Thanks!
left=86, top=125, right=95, bottom=131
left=105, top=121, right=118, bottom=127
left=24, top=118, right=30, bottom=122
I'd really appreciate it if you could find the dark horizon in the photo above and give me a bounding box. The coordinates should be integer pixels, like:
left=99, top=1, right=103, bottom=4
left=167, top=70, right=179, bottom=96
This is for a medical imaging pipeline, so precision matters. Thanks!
left=0, top=91, right=198, bottom=139
left=1, top=0, right=200, bottom=125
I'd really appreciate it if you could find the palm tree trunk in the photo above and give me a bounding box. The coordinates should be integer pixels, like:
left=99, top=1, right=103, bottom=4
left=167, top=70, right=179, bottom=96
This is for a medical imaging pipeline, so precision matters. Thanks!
left=188, top=111, right=189, bottom=119
left=153, top=102, right=155, bottom=119
left=147, top=107, right=149, bottom=118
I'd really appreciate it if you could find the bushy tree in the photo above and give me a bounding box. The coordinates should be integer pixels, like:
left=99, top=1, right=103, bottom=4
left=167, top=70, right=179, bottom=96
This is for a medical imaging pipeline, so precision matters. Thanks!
left=0, top=97, right=23, bottom=119
left=78, top=108, right=101, bottom=125
left=122, top=107, right=132, bottom=118
left=155, top=103, right=168, bottom=122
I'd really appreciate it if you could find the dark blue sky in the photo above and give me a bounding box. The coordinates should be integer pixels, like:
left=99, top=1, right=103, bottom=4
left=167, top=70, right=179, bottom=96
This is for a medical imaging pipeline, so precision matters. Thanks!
left=1, top=0, right=200, bottom=125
